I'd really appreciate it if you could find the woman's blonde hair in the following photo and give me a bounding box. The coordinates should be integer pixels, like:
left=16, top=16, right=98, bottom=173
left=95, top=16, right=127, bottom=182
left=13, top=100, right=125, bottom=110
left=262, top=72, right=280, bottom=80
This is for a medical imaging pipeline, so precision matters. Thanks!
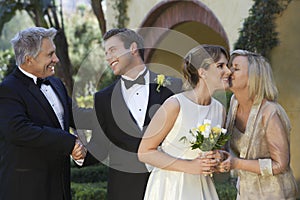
left=229, top=50, right=278, bottom=102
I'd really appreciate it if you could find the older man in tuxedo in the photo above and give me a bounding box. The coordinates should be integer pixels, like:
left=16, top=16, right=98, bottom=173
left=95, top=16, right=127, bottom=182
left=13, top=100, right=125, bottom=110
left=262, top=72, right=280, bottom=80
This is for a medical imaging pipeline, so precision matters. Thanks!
left=82, top=28, right=182, bottom=200
left=0, top=27, right=87, bottom=200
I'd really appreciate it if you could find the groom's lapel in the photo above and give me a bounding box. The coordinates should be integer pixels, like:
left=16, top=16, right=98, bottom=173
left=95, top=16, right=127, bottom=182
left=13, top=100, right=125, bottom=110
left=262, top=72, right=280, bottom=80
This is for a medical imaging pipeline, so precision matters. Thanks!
left=111, top=80, right=142, bottom=137
left=143, top=71, right=162, bottom=129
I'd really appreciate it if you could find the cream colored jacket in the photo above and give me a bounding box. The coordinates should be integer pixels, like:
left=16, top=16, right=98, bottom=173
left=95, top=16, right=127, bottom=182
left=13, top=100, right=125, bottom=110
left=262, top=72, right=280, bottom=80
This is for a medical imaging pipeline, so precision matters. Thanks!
left=226, top=95, right=298, bottom=200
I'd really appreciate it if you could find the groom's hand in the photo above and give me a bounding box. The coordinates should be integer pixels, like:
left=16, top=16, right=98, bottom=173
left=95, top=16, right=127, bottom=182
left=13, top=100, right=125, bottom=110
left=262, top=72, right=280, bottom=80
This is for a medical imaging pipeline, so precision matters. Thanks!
left=71, top=139, right=87, bottom=160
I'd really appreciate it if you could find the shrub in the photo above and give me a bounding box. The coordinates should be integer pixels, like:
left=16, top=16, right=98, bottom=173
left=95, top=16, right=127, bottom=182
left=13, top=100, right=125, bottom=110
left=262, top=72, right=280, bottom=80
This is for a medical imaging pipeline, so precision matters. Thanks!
left=215, top=180, right=237, bottom=200
left=71, top=164, right=108, bottom=183
left=71, top=182, right=107, bottom=200
left=234, top=0, right=292, bottom=57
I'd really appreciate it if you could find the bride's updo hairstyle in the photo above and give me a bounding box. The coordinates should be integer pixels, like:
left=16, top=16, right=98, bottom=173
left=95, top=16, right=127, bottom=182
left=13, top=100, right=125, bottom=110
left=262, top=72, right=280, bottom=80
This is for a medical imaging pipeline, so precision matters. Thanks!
left=183, top=44, right=229, bottom=88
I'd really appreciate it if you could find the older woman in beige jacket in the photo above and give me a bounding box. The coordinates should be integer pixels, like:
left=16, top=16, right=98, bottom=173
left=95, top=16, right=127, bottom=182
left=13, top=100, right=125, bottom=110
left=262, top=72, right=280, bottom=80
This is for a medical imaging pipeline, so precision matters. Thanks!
left=219, top=50, right=298, bottom=199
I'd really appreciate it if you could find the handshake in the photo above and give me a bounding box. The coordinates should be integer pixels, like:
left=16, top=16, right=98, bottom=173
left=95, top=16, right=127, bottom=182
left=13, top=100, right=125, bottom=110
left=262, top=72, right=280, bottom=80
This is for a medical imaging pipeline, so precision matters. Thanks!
left=71, top=139, right=87, bottom=160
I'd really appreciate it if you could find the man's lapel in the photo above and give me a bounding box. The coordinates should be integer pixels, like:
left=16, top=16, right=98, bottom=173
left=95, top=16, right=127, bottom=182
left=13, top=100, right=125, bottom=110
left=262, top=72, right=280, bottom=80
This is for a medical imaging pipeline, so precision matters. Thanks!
left=143, top=71, right=162, bottom=129
left=48, top=78, right=69, bottom=130
left=14, top=68, right=62, bottom=129
left=111, top=80, right=142, bottom=137
left=110, top=71, right=169, bottom=135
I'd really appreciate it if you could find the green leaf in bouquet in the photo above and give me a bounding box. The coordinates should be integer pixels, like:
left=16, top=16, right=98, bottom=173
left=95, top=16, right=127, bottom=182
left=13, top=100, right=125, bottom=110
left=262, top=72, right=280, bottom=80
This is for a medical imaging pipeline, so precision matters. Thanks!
left=211, top=133, right=231, bottom=150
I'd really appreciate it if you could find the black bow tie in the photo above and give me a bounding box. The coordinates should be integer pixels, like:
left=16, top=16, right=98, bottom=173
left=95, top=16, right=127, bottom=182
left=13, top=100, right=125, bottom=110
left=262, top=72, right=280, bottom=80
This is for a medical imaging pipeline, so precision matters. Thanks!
left=36, top=78, right=50, bottom=88
left=121, top=70, right=147, bottom=89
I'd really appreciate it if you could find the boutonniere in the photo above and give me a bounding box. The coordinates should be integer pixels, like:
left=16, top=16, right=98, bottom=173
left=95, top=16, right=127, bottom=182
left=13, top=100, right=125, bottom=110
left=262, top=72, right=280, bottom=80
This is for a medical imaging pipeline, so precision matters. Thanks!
left=154, top=74, right=171, bottom=92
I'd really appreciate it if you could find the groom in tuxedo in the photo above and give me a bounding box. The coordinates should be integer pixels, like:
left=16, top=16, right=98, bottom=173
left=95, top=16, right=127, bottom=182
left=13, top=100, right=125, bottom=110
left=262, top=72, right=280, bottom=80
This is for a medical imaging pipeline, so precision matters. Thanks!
left=82, top=28, right=182, bottom=199
left=0, top=27, right=88, bottom=200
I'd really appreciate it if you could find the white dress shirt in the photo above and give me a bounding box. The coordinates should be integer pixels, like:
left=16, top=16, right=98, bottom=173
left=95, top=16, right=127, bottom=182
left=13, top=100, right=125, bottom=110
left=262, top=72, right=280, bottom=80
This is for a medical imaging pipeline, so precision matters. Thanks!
left=121, top=68, right=149, bottom=131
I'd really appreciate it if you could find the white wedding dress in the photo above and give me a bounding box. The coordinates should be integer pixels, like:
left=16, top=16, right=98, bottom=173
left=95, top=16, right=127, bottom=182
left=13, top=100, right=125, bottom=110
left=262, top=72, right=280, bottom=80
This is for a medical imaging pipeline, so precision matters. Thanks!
left=144, top=93, right=224, bottom=200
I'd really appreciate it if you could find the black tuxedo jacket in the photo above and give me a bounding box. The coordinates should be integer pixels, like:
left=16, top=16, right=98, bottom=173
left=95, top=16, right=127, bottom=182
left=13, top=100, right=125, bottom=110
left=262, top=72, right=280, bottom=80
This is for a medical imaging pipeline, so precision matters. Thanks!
left=0, top=68, right=77, bottom=200
left=84, top=70, right=182, bottom=200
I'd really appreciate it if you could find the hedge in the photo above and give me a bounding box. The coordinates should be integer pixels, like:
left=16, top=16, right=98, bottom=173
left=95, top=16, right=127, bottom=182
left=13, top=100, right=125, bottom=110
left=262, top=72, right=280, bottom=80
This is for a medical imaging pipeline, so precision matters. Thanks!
left=71, top=163, right=237, bottom=200
left=215, top=181, right=237, bottom=200
left=71, top=164, right=108, bottom=183
left=71, top=181, right=237, bottom=200
left=71, top=182, right=107, bottom=200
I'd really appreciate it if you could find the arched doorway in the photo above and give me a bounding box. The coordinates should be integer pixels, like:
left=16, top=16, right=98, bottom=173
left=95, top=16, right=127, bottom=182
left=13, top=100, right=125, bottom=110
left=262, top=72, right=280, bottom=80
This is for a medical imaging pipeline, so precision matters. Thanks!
left=138, top=0, right=229, bottom=77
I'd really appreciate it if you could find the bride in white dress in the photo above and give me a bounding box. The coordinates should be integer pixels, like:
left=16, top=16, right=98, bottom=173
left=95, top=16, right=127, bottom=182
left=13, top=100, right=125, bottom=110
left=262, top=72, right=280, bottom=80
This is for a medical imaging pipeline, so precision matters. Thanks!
left=138, top=44, right=232, bottom=200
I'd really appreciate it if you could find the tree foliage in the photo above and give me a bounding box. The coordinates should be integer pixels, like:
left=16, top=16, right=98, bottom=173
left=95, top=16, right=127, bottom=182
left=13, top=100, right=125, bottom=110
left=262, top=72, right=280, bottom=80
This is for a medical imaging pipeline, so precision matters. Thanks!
left=0, top=10, right=34, bottom=50
left=0, top=49, right=14, bottom=81
left=234, top=0, right=292, bottom=57
left=113, top=0, right=129, bottom=28
left=65, top=5, right=112, bottom=98
left=0, top=0, right=108, bottom=95
left=0, top=0, right=75, bottom=93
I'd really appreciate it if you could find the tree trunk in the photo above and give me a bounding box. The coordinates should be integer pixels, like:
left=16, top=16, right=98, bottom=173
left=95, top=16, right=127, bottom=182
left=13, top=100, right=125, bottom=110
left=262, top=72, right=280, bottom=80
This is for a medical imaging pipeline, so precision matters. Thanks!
left=54, top=28, right=74, bottom=95
left=91, top=0, right=106, bottom=36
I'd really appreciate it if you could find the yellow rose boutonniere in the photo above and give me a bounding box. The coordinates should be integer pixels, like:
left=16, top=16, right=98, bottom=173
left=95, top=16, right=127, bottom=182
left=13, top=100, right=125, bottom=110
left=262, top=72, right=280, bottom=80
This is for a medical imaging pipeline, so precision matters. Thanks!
left=154, top=74, right=171, bottom=92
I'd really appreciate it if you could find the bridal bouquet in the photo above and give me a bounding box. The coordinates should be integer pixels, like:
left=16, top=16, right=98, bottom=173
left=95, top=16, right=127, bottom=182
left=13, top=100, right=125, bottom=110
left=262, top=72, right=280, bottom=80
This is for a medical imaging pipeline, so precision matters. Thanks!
left=180, top=119, right=230, bottom=152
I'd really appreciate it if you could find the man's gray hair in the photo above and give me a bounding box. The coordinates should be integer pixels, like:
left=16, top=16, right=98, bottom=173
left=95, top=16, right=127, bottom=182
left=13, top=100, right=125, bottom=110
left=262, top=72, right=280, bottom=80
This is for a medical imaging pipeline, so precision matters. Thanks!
left=11, top=27, right=57, bottom=66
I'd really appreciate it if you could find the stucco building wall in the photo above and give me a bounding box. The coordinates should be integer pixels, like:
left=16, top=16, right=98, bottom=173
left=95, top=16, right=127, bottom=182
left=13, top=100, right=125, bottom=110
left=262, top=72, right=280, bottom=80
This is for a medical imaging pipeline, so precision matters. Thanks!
left=106, top=0, right=253, bottom=50
left=271, top=0, right=300, bottom=196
